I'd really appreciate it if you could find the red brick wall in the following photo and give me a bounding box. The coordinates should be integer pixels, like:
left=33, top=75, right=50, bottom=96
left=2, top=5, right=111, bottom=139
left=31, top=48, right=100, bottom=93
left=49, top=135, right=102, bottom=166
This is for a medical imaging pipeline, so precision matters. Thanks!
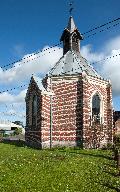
left=49, top=77, right=83, bottom=147
left=82, top=76, right=113, bottom=148
left=25, top=78, right=42, bottom=148
left=41, top=95, right=50, bottom=147
left=25, top=75, right=113, bottom=149
left=25, top=77, right=51, bottom=148
left=47, top=75, right=113, bottom=148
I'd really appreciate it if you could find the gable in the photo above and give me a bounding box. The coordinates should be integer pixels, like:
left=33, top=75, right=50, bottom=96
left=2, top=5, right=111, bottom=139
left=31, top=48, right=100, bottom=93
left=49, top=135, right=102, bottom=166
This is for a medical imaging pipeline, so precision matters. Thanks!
left=25, top=77, right=42, bottom=101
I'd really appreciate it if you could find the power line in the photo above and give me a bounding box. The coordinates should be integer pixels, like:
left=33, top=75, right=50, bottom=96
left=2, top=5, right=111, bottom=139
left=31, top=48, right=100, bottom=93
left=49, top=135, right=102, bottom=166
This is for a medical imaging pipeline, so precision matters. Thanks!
left=2, top=31, right=120, bottom=73
left=0, top=17, right=120, bottom=71
left=0, top=42, right=62, bottom=70
left=0, top=50, right=120, bottom=94
left=1, top=46, right=62, bottom=71
left=0, top=107, right=25, bottom=122
left=0, top=83, right=27, bottom=93
left=91, top=52, right=120, bottom=65
left=1, top=46, right=119, bottom=120
left=0, top=77, right=43, bottom=93
left=0, top=104, right=25, bottom=119
left=0, top=111, right=25, bottom=118
left=85, top=22, right=120, bottom=39
left=1, top=49, right=120, bottom=94
left=82, top=17, right=120, bottom=35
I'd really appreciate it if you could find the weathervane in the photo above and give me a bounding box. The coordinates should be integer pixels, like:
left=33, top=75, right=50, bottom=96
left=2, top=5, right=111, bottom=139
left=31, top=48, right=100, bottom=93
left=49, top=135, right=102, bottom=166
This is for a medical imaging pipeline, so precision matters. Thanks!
left=69, top=1, right=74, bottom=16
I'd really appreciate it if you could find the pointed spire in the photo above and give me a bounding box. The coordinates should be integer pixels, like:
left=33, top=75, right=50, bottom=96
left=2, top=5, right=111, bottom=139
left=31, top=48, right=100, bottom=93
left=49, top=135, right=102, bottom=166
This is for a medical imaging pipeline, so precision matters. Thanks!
left=67, top=16, right=76, bottom=33
left=60, top=16, right=83, bottom=55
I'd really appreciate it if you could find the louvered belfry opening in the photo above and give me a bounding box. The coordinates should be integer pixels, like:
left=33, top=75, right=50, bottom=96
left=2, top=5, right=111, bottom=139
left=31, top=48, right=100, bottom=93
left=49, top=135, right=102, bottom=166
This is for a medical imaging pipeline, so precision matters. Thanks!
left=60, top=16, right=83, bottom=55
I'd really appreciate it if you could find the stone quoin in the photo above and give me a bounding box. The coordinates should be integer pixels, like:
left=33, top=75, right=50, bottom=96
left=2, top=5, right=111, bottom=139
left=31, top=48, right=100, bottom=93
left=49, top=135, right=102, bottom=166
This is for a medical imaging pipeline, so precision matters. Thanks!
left=25, top=15, right=113, bottom=149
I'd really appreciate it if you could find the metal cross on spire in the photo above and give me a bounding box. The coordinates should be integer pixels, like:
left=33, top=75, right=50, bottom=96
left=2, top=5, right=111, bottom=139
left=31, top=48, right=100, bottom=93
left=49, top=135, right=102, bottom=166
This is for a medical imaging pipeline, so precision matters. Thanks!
left=69, top=1, right=74, bottom=16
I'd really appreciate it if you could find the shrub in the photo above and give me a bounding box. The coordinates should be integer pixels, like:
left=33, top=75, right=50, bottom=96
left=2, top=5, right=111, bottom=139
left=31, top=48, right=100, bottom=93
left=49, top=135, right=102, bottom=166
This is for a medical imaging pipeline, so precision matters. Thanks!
left=14, top=127, right=22, bottom=135
left=113, top=134, right=120, bottom=152
left=0, top=129, right=5, bottom=137
left=101, top=142, right=113, bottom=150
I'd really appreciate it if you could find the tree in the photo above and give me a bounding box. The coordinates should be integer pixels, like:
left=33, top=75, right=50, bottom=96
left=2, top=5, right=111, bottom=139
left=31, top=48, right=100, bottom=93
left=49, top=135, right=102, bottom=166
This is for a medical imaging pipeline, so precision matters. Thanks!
left=0, top=129, right=5, bottom=137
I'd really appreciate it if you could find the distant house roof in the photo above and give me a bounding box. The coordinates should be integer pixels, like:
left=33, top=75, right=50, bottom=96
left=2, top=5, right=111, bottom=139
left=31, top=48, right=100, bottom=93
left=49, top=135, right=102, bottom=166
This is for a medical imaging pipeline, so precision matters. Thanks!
left=0, top=121, right=23, bottom=131
left=48, top=50, right=101, bottom=78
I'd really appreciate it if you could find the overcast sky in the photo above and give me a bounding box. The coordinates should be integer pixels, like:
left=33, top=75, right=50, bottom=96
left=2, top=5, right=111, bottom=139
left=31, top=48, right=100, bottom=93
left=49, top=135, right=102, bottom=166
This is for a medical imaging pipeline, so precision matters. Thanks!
left=0, top=0, right=120, bottom=124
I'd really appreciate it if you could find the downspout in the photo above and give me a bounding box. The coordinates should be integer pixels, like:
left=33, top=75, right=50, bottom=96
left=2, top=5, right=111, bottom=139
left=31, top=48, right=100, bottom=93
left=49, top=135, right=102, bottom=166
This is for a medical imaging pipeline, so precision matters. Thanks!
left=50, top=76, right=52, bottom=149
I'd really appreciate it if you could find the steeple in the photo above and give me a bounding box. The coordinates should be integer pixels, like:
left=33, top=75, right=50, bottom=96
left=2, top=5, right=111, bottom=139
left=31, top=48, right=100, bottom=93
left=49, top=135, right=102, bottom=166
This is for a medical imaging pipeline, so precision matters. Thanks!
left=67, top=16, right=76, bottom=33
left=60, top=16, right=83, bottom=55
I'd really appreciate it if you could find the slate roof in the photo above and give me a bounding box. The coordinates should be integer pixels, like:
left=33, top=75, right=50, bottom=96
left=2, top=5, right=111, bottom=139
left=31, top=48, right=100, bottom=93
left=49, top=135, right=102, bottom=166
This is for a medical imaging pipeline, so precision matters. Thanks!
left=48, top=50, right=101, bottom=78
left=32, top=76, right=45, bottom=91
left=30, top=76, right=54, bottom=96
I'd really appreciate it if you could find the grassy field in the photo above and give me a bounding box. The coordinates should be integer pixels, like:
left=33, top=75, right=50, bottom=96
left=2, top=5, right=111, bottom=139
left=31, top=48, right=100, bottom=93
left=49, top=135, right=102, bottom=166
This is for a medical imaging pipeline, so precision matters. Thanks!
left=0, top=142, right=120, bottom=192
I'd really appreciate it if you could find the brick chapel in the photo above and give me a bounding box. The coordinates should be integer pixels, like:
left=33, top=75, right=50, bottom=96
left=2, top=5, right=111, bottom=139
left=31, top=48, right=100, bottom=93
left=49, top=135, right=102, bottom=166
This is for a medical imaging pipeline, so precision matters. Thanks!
left=25, top=16, right=113, bottom=149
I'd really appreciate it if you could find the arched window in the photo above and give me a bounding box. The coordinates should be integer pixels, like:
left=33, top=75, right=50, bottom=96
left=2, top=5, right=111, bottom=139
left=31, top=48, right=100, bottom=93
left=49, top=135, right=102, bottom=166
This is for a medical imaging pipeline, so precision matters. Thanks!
left=92, top=94, right=100, bottom=123
left=32, top=95, right=37, bottom=127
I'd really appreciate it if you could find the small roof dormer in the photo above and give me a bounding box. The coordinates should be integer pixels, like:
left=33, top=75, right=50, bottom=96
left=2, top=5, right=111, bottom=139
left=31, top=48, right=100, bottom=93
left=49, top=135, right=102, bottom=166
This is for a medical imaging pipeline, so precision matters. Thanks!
left=60, top=16, right=83, bottom=55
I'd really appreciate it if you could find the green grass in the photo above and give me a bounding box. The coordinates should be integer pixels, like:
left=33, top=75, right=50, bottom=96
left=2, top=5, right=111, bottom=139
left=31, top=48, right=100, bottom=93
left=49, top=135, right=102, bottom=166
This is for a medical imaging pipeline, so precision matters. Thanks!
left=0, top=143, right=120, bottom=192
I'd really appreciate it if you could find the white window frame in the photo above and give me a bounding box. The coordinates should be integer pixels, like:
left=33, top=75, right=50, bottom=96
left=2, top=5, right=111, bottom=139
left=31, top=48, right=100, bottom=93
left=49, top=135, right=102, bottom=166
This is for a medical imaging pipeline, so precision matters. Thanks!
left=90, top=91, right=104, bottom=125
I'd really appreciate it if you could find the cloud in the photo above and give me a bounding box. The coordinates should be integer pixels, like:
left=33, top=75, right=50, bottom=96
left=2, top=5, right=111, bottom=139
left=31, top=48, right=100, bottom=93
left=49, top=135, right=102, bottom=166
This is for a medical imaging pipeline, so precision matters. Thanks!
left=81, top=44, right=104, bottom=63
left=12, top=44, right=25, bottom=57
left=104, top=36, right=120, bottom=54
left=0, top=89, right=27, bottom=104
left=15, top=89, right=27, bottom=103
left=0, top=109, right=16, bottom=117
left=0, top=46, right=63, bottom=85
left=0, top=75, right=42, bottom=122
left=102, top=49, right=120, bottom=96
left=1, top=39, right=120, bottom=98
left=0, top=92, right=14, bottom=103
left=80, top=36, right=120, bottom=97
left=0, top=109, right=25, bottom=119
left=0, top=44, right=60, bottom=122
left=1, top=37, right=120, bottom=121
left=0, top=90, right=26, bottom=123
